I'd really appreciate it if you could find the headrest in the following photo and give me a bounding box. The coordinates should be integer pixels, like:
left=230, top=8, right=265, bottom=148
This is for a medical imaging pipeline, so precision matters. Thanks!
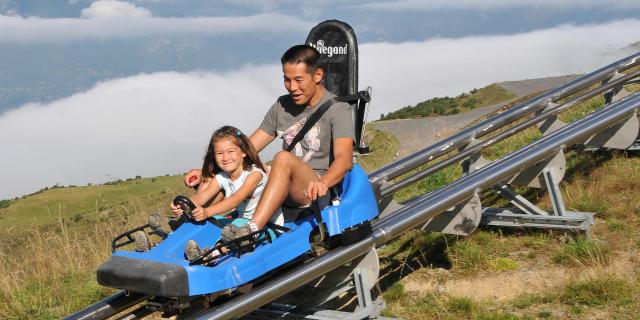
left=305, top=20, right=358, bottom=98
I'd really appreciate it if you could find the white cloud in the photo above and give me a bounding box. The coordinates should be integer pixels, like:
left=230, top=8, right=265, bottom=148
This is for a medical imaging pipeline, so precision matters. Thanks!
left=362, top=0, right=640, bottom=11
left=1, top=18, right=639, bottom=199
left=81, top=1, right=152, bottom=19
left=0, top=12, right=311, bottom=43
left=1, top=66, right=285, bottom=199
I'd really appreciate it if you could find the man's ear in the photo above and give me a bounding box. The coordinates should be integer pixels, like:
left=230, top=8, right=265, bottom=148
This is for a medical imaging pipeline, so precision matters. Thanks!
left=313, top=67, right=324, bottom=84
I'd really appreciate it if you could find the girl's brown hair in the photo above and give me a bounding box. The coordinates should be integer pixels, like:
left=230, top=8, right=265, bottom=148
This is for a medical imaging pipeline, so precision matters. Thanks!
left=201, top=125, right=267, bottom=179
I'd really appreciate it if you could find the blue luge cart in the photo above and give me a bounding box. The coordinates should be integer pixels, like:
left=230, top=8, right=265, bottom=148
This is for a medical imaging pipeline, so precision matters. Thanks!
left=97, top=164, right=378, bottom=297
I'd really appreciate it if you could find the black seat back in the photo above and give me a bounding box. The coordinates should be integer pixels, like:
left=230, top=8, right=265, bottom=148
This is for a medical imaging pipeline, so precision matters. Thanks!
left=306, top=20, right=368, bottom=153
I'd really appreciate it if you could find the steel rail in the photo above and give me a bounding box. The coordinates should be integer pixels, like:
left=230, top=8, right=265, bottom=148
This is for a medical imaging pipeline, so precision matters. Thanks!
left=380, top=70, right=640, bottom=197
left=369, top=52, right=640, bottom=184
left=64, top=291, right=149, bottom=320
left=193, top=92, right=640, bottom=320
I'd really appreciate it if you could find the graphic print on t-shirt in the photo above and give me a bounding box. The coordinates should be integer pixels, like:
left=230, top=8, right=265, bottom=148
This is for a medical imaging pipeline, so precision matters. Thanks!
left=284, top=117, right=321, bottom=162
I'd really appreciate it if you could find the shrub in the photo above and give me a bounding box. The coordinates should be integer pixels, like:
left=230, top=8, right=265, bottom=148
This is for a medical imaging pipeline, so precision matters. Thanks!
left=0, top=199, right=12, bottom=209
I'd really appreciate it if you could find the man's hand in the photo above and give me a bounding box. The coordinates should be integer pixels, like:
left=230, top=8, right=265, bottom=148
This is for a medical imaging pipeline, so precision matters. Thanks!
left=191, top=205, right=210, bottom=222
left=306, top=178, right=329, bottom=202
left=184, top=169, right=202, bottom=188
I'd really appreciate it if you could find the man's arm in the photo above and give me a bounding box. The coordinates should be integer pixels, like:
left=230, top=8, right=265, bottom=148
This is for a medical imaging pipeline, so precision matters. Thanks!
left=306, top=137, right=353, bottom=200
left=249, top=129, right=276, bottom=153
left=321, top=137, right=353, bottom=187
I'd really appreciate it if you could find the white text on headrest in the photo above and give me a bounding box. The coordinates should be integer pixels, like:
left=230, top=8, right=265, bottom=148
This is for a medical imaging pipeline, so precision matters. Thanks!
left=309, top=40, right=348, bottom=57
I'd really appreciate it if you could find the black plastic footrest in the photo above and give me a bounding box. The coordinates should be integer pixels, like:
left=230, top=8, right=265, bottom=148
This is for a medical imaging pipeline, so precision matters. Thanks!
left=341, top=221, right=372, bottom=246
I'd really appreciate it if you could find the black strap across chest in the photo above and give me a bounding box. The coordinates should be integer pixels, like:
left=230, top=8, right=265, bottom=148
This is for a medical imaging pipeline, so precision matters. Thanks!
left=286, top=97, right=336, bottom=152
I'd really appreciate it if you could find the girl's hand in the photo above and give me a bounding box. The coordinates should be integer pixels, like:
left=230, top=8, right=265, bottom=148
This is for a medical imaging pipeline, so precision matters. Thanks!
left=192, top=205, right=210, bottom=222
left=170, top=202, right=183, bottom=216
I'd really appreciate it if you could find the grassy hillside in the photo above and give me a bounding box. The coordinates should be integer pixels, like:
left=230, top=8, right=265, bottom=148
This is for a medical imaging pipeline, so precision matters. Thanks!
left=380, top=84, right=515, bottom=120
left=0, top=176, right=188, bottom=229
left=0, top=176, right=195, bottom=319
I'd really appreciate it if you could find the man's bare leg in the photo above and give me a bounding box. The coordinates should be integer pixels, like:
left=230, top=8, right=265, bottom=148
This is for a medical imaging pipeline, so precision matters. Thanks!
left=252, top=151, right=318, bottom=229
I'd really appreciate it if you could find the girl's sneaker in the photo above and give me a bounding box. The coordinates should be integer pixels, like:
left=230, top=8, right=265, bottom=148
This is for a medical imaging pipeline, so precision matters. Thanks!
left=133, top=231, right=152, bottom=252
left=185, top=240, right=204, bottom=261
left=185, top=240, right=221, bottom=263
left=148, top=212, right=172, bottom=238
left=221, top=224, right=252, bottom=243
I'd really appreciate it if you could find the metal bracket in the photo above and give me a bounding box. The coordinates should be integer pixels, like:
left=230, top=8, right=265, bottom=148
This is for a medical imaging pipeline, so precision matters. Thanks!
left=603, top=72, right=634, bottom=104
left=537, top=101, right=567, bottom=135
left=481, top=157, right=594, bottom=232
left=492, top=184, right=548, bottom=216
left=253, top=248, right=396, bottom=319
left=582, top=112, right=639, bottom=150
left=421, top=194, right=482, bottom=236
left=509, top=150, right=566, bottom=189
left=481, top=208, right=594, bottom=231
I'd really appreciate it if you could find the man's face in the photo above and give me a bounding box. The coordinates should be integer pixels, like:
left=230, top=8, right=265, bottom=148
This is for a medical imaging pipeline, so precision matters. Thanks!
left=282, top=62, right=323, bottom=106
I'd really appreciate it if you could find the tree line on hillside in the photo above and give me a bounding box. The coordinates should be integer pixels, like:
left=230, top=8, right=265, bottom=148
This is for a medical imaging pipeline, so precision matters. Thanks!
left=379, top=85, right=514, bottom=121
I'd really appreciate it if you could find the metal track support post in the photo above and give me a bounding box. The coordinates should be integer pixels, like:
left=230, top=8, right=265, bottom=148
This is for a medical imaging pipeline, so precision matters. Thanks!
left=543, top=168, right=567, bottom=217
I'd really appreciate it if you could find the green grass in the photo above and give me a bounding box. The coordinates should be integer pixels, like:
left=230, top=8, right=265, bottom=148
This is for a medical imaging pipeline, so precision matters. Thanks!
left=447, top=231, right=501, bottom=273
left=359, top=127, right=400, bottom=172
left=558, top=276, right=633, bottom=307
left=0, top=175, right=188, bottom=229
left=394, top=164, right=463, bottom=202
left=382, top=282, right=406, bottom=302
left=446, top=296, right=477, bottom=316
left=558, top=95, right=605, bottom=124
left=511, top=293, right=549, bottom=309
left=5, top=271, right=111, bottom=320
left=384, top=293, right=533, bottom=320
left=552, top=238, right=610, bottom=267
left=487, top=257, right=520, bottom=271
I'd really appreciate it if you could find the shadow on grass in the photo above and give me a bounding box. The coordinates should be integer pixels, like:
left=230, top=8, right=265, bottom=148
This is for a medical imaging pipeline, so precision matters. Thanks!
left=377, top=232, right=455, bottom=293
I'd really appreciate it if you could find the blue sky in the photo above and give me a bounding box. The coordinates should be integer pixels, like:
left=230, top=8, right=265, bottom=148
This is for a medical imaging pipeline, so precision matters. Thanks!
left=1, top=0, right=639, bottom=199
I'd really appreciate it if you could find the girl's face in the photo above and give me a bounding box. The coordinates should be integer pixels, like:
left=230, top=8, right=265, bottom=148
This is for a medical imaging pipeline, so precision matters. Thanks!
left=214, top=138, right=246, bottom=175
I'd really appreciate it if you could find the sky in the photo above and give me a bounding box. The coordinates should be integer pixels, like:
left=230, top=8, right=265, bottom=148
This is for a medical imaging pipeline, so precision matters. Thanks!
left=1, top=0, right=640, bottom=199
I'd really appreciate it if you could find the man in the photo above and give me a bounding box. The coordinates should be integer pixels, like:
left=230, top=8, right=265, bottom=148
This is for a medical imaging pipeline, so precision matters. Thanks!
left=183, top=44, right=354, bottom=235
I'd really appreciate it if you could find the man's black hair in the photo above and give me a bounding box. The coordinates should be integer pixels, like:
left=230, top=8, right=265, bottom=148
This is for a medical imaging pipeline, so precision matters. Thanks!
left=280, top=45, right=322, bottom=73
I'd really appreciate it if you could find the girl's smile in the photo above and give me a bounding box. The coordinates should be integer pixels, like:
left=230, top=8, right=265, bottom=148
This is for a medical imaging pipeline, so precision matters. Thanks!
left=214, top=138, right=246, bottom=180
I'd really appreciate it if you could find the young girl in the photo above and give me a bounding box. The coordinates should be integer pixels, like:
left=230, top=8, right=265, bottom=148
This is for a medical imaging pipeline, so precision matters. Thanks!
left=171, top=125, right=283, bottom=260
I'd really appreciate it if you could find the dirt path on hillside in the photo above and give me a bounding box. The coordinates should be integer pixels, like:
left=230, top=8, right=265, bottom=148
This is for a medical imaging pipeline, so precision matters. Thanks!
left=401, top=250, right=636, bottom=301
left=372, top=105, right=503, bottom=157
left=371, top=75, right=580, bottom=157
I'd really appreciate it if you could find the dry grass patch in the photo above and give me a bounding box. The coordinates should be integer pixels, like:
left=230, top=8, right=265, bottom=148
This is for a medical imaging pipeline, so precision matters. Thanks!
left=0, top=202, right=154, bottom=319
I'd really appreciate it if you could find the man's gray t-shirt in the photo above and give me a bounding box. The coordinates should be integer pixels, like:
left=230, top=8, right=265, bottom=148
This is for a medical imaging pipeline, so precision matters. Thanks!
left=259, top=90, right=355, bottom=173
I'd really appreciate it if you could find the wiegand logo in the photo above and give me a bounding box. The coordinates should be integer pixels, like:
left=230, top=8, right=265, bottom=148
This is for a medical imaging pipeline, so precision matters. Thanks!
left=309, top=40, right=348, bottom=57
